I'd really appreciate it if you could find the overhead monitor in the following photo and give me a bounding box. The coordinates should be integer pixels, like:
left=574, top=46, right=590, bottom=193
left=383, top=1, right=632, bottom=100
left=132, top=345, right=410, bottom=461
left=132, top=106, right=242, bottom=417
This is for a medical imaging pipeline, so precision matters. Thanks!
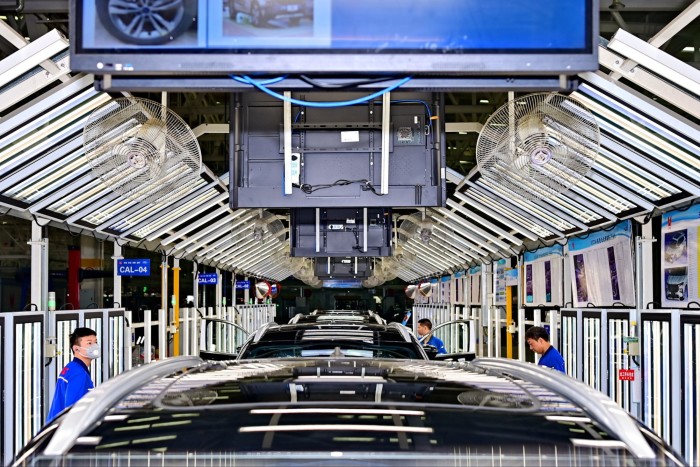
left=231, top=91, right=444, bottom=209
left=70, top=0, right=597, bottom=76
left=291, top=208, right=392, bottom=257
left=314, top=257, right=371, bottom=279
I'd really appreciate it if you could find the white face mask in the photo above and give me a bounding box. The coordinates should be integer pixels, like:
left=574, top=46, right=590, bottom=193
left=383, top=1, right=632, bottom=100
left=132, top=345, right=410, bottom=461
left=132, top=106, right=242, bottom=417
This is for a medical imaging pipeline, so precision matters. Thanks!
left=77, top=343, right=100, bottom=359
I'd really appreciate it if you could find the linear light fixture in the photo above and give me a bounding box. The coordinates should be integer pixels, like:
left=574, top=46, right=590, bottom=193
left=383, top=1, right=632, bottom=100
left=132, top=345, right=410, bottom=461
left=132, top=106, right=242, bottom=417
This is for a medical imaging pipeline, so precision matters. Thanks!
left=0, top=29, right=68, bottom=87
left=239, top=424, right=433, bottom=434
left=607, top=28, right=700, bottom=98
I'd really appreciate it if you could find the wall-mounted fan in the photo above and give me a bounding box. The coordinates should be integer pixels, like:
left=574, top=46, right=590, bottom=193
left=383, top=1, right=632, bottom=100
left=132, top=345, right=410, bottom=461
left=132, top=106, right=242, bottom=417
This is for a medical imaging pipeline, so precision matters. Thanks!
left=476, top=92, right=600, bottom=201
left=398, top=211, right=434, bottom=244
left=251, top=210, right=287, bottom=243
left=83, top=97, right=201, bottom=205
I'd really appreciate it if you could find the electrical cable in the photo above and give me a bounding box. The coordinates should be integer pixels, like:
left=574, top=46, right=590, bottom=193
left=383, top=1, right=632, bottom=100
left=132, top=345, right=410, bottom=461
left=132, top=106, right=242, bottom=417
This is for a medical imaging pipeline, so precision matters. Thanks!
left=234, top=75, right=412, bottom=108
left=297, top=179, right=385, bottom=196
left=298, top=74, right=402, bottom=89
left=230, top=75, right=288, bottom=85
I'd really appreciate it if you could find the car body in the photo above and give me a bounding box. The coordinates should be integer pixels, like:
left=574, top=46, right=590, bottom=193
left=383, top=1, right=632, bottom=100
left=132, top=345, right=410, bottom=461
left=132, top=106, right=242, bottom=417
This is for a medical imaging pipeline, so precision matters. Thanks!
left=228, top=0, right=311, bottom=27
left=237, top=321, right=428, bottom=360
left=14, top=356, right=684, bottom=466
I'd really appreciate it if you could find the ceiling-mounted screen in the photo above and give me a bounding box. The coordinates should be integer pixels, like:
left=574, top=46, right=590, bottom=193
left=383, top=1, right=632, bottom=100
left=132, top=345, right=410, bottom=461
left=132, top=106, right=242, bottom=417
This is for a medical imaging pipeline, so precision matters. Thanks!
left=70, top=0, right=597, bottom=75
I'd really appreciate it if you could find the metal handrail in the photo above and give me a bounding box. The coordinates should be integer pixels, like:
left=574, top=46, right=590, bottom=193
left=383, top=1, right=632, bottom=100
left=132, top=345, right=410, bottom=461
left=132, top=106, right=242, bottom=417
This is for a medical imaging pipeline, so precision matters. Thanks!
left=200, top=317, right=249, bottom=352
left=471, top=358, right=656, bottom=460
left=44, top=356, right=204, bottom=456
left=200, top=317, right=249, bottom=336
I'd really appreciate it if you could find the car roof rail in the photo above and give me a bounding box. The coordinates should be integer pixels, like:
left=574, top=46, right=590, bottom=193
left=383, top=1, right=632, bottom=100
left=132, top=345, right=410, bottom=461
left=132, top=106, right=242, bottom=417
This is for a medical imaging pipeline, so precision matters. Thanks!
left=387, top=321, right=412, bottom=342
left=252, top=321, right=278, bottom=343
left=471, top=358, right=656, bottom=460
left=289, top=313, right=303, bottom=324
left=44, top=355, right=204, bottom=456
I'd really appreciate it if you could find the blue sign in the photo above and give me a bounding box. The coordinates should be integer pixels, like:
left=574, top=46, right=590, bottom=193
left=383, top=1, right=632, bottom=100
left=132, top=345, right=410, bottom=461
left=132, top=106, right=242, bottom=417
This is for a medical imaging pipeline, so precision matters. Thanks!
left=235, top=280, right=250, bottom=290
left=117, top=259, right=150, bottom=276
left=198, top=273, right=218, bottom=285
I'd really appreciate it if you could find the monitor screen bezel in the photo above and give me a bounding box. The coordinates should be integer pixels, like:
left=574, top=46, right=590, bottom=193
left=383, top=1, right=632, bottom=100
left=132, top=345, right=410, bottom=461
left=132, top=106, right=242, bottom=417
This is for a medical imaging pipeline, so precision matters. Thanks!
left=69, top=0, right=599, bottom=76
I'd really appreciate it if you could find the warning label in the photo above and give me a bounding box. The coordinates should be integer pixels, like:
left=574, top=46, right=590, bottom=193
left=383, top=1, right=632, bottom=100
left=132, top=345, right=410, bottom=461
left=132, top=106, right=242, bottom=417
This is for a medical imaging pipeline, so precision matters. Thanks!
left=618, top=369, right=635, bottom=381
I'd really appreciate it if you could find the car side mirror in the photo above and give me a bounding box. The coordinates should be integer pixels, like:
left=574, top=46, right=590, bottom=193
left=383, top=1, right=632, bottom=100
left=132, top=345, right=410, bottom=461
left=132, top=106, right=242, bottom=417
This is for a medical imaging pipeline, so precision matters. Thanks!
left=423, top=344, right=438, bottom=360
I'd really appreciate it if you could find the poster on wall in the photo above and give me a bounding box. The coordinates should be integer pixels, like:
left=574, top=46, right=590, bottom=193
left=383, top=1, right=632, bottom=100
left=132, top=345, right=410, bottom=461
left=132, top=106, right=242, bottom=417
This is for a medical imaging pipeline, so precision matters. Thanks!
left=523, top=244, right=564, bottom=306
left=468, top=265, right=481, bottom=305
left=661, top=205, right=700, bottom=307
left=568, top=220, right=635, bottom=307
left=494, top=258, right=508, bottom=305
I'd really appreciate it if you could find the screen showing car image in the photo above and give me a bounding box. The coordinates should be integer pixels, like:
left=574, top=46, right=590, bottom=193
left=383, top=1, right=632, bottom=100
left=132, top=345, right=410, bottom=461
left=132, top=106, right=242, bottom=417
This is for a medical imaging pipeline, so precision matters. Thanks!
left=71, top=0, right=597, bottom=74
left=525, top=264, right=533, bottom=303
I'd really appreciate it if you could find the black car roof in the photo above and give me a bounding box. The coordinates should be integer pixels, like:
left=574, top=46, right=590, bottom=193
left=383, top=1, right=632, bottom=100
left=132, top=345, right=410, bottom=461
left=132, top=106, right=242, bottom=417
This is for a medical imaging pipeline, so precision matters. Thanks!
left=33, top=357, right=666, bottom=464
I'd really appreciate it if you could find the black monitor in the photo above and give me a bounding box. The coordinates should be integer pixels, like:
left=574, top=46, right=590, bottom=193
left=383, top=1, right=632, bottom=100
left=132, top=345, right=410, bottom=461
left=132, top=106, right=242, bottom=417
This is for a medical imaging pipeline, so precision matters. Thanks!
left=291, top=208, right=392, bottom=257
left=70, top=0, right=598, bottom=76
left=314, top=257, right=371, bottom=279
left=231, top=91, right=444, bottom=209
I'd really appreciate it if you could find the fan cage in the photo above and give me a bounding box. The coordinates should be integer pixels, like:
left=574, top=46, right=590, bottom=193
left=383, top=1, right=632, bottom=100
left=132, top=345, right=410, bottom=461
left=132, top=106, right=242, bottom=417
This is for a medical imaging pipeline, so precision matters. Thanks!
left=475, top=93, right=600, bottom=201
left=84, top=97, right=202, bottom=205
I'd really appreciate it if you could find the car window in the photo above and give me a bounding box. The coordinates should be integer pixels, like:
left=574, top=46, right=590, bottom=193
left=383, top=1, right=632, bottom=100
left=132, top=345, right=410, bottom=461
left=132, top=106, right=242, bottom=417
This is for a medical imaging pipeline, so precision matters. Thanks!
left=239, top=342, right=423, bottom=359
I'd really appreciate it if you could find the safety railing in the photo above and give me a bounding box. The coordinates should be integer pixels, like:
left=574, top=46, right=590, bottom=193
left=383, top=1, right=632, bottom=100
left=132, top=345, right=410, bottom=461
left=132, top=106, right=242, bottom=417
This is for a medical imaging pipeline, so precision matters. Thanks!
left=412, top=303, right=475, bottom=354
left=558, top=307, right=700, bottom=465
left=1, top=308, right=126, bottom=467
left=1, top=303, right=276, bottom=465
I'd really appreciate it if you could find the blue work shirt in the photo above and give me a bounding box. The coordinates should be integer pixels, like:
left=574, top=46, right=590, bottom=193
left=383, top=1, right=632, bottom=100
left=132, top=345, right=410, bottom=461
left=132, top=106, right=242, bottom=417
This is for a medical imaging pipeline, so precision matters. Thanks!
left=47, top=358, right=94, bottom=422
left=538, top=345, right=566, bottom=373
left=425, top=335, right=447, bottom=354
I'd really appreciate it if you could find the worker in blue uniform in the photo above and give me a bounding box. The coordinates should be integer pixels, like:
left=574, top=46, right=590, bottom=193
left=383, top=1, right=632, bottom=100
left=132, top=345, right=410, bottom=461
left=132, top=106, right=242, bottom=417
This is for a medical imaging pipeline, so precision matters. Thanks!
left=416, top=318, right=447, bottom=354
left=47, top=327, right=100, bottom=422
left=525, top=326, right=566, bottom=373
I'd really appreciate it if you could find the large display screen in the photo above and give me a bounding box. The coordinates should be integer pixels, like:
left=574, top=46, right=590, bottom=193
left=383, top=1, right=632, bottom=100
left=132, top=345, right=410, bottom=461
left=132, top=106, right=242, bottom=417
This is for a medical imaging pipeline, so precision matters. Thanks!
left=71, top=0, right=597, bottom=75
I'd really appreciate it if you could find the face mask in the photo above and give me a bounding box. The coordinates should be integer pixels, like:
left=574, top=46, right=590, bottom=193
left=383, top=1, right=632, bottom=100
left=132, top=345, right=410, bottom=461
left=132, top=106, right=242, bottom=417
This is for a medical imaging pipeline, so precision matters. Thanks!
left=78, top=343, right=100, bottom=359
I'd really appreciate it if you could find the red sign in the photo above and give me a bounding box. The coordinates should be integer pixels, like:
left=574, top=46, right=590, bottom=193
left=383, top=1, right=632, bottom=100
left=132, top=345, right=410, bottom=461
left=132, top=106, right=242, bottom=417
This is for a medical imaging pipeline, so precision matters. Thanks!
left=619, top=369, right=635, bottom=381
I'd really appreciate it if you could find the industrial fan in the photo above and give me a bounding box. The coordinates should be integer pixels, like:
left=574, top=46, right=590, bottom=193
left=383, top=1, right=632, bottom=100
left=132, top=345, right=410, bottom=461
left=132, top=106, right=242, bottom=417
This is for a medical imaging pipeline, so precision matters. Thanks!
left=251, top=210, right=287, bottom=243
left=83, top=97, right=202, bottom=205
left=475, top=93, right=600, bottom=201
left=398, top=211, right=435, bottom=245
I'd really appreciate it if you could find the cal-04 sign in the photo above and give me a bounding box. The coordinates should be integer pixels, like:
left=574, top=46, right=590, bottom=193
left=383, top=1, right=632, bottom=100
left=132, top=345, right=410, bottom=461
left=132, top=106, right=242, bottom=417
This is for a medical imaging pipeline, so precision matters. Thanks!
left=117, top=259, right=150, bottom=276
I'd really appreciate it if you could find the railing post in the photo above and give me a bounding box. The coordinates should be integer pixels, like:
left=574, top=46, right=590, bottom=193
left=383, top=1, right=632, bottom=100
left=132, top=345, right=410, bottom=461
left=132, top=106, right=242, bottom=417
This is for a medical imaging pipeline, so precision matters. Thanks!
left=143, top=310, right=152, bottom=364
left=124, top=310, right=132, bottom=371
